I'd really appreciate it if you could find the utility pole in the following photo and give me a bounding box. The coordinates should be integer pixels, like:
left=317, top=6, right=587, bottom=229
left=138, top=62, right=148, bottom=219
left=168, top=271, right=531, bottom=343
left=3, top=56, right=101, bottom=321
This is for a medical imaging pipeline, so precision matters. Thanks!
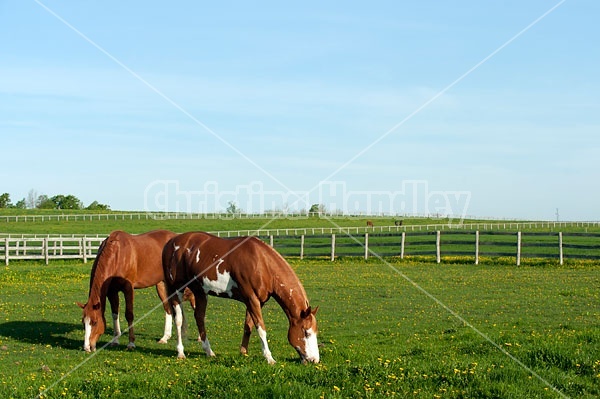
left=555, top=208, right=559, bottom=222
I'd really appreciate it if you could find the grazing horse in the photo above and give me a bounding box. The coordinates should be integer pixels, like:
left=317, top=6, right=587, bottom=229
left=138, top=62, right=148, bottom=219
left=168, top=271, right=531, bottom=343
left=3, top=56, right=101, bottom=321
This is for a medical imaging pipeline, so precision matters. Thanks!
left=366, top=220, right=374, bottom=227
left=394, top=220, right=403, bottom=226
left=77, top=230, right=194, bottom=352
left=163, top=231, right=320, bottom=364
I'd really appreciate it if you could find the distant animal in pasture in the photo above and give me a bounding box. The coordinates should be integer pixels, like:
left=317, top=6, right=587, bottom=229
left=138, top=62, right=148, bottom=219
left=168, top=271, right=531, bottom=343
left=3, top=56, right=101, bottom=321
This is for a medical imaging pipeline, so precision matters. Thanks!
left=163, top=231, right=320, bottom=364
left=77, top=230, right=195, bottom=352
left=395, top=220, right=403, bottom=226
left=366, top=220, right=374, bottom=227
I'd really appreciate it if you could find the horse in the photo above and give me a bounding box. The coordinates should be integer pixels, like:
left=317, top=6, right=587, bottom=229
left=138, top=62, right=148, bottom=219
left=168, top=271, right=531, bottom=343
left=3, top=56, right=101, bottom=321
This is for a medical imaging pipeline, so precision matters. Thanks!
left=77, top=230, right=195, bottom=352
left=394, top=220, right=403, bottom=226
left=162, top=231, right=320, bottom=364
left=366, top=220, right=374, bottom=227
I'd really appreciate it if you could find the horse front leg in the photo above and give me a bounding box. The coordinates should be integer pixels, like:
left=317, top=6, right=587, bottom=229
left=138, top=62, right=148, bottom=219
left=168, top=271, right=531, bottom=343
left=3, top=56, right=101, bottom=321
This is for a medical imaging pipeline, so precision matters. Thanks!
left=193, top=293, right=215, bottom=357
left=107, top=288, right=121, bottom=347
left=246, top=298, right=275, bottom=364
left=156, top=282, right=172, bottom=344
left=123, top=283, right=136, bottom=350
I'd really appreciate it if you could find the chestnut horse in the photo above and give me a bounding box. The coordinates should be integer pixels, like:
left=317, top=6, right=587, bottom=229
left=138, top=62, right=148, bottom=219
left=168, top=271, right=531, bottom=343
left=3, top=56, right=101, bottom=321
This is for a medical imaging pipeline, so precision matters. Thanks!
left=77, top=230, right=194, bottom=352
left=163, top=231, right=320, bottom=364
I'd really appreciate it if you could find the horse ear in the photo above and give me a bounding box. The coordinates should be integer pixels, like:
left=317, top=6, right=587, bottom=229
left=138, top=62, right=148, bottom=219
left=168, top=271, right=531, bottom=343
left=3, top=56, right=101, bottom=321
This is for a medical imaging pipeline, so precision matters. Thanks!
left=300, top=307, right=310, bottom=319
left=76, top=302, right=85, bottom=309
left=301, top=306, right=317, bottom=319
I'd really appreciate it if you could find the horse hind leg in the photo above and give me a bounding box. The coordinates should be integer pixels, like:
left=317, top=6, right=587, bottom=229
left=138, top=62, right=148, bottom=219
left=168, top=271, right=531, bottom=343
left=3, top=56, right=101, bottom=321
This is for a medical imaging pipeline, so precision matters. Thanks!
left=193, top=293, right=215, bottom=357
left=240, top=309, right=254, bottom=355
left=107, top=288, right=121, bottom=347
left=156, top=282, right=173, bottom=344
left=171, top=291, right=187, bottom=359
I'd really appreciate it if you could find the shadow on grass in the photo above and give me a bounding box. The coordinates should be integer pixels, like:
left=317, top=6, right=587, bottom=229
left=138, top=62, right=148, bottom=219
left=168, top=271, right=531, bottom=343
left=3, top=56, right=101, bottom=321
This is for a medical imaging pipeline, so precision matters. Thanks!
left=0, top=320, right=82, bottom=350
left=0, top=320, right=182, bottom=357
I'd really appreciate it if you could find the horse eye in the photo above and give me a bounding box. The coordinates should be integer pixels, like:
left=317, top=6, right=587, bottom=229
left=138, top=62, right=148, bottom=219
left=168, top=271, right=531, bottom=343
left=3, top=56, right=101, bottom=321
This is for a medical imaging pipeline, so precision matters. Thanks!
left=304, top=330, right=311, bottom=338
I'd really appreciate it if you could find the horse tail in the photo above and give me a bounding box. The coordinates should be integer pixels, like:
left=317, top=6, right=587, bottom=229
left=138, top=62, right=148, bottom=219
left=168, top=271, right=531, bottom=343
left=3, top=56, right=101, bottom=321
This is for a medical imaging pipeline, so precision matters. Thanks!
left=162, top=239, right=188, bottom=340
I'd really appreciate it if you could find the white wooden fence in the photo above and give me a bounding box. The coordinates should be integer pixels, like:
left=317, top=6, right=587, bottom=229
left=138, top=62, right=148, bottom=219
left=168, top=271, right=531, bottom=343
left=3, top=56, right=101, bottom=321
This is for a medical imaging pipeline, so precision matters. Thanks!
left=1, top=237, right=105, bottom=265
left=2, top=230, right=599, bottom=265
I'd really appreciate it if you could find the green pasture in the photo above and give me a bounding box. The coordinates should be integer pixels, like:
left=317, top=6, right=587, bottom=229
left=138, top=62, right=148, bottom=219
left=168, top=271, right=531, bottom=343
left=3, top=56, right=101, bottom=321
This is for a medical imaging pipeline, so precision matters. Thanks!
left=0, top=209, right=574, bottom=237
left=1, top=258, right=599, bottom=398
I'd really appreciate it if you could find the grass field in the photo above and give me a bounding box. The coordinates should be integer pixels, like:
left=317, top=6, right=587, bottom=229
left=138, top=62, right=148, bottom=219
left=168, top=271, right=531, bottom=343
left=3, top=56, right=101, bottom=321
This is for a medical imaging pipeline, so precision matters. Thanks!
left=1, top=258, right=599, bottom=398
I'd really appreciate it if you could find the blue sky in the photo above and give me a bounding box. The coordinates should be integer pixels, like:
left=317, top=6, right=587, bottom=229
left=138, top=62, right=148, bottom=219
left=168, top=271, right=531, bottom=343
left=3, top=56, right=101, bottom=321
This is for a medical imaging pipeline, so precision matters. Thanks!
left=1, top=1, right=599, bottom=220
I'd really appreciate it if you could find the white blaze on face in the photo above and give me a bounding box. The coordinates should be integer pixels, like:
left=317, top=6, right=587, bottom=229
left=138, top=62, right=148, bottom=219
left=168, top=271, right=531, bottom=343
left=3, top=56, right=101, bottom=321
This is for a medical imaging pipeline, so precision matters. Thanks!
left=303, top=328, right=320, bottom=363
left=83, top=316, right=92, bottom=351
left=201, top=259, right=237, bottom=297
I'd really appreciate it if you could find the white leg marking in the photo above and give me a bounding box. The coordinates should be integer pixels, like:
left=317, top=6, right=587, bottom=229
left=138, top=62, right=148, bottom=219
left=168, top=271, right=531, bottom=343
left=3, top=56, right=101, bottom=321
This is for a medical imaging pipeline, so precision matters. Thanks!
left=158, top=312, right=173, bottom=344
left=201, top=338, right=216, bottom=357
left=303, top=328, right=320, bottom=363
left=83, top=317, right=92, bottom=352
left=257, top=326, right=275, bottom=364
left=174, top=303, right=185, bottom=359
left=111, top=313, right=121, bottom=345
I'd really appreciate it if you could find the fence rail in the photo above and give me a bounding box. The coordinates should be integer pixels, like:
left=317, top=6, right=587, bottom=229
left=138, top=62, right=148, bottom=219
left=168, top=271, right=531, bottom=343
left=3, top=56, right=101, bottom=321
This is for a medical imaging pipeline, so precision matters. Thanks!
left=2, top=231, right=600, bottom=265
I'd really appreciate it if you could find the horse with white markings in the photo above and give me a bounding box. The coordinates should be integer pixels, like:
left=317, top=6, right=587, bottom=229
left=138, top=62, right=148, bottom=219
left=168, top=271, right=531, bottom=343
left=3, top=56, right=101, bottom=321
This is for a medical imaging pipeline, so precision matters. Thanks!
left=163, top=231, right=320, bottom=364
left=77, top=230, right=194, bottom=352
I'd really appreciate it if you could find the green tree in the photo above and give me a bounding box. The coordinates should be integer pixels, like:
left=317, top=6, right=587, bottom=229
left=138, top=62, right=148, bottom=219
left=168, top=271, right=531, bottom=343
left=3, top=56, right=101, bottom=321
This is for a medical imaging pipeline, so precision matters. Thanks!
left=48, top=194, right=83, bottom=210
left=226, top=201, right=241, bottom=215
left=14, top=198, right=27, bottom=209
left=86, top=201, right=110, bottom=211
left=37, top=195, right=55, bottom=209
left=309, top=203, right=326, bottom=216
left=0, top=193, right=11, bottom=208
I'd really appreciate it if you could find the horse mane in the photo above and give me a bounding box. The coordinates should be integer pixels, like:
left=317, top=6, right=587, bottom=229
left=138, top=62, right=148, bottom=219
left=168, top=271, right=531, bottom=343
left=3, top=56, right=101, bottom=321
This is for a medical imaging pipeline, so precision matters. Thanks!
left=87, top=232, right=122, bottom=301
left=254, top=238, right=311, bottom=312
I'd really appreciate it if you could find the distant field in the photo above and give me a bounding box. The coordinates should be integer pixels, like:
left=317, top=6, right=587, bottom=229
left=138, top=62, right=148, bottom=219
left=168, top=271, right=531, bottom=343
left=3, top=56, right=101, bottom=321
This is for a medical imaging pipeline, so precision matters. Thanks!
left=1, top=209, right=596, bottom=237
left=1, top=258, right=599, bottom=398
left=0, top=210, right=491, bottom=235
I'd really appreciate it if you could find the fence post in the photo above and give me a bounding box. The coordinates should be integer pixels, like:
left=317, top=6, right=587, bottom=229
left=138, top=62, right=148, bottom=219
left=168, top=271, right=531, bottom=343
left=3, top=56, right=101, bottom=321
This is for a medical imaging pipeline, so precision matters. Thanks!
left=400, top=232, right=405, bottom=259
left=475, top=231, right=479, bottom=265
left=44, top=238, right=49, bottom=265
left=331, top=234, right=336, bottom=261
left=558, top=232, right=563, bottom=265
left=516, top=232, right=522, bottom=266
left=269, top=235, right=274, bottom=247
left=364, top=233, right=369, bottom=260
left=82, top=238, right=87, bottom=263
left=436, top=231, right=441, bottom=264
left=300, top=235, right=304, bottom=260
left=4, top=238, right=8, bottom=266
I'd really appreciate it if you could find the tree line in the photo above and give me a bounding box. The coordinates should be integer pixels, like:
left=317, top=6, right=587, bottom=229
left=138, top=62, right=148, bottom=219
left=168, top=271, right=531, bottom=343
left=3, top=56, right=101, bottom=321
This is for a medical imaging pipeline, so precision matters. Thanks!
left=0, top=190, right=110, bottom=210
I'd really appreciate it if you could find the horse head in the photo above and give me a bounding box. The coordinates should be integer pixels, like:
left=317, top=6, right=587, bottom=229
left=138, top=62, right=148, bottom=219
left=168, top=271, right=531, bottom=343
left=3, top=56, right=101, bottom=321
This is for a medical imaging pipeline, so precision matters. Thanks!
left=288, top=306, right=320, bottom=364
left=77, top=301, right=105, bottom=352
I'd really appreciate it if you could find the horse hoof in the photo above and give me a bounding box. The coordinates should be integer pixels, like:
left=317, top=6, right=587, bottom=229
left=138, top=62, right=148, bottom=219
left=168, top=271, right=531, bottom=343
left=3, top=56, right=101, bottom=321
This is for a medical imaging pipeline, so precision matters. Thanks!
left=157, top=338, right=168, bottom=344
left=239, top=347, right=248, bottom=355
left=126, top=343, right=136, bottom=351
left=177, top=354, right=186, bottom=360
left=109, top=342, right=119, bottom=347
